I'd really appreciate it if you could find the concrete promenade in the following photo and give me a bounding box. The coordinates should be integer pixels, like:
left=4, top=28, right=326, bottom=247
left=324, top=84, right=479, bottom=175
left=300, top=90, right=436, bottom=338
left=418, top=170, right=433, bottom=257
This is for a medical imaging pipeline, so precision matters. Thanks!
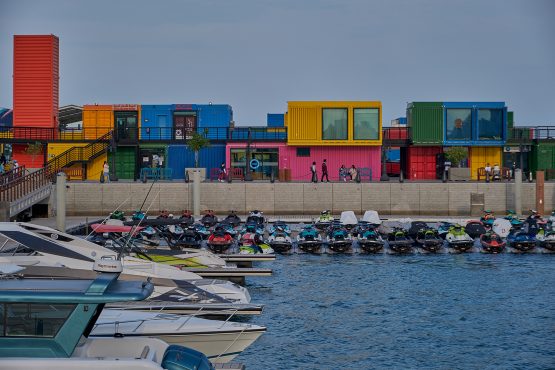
left=61, top=181, right=555, bottom=217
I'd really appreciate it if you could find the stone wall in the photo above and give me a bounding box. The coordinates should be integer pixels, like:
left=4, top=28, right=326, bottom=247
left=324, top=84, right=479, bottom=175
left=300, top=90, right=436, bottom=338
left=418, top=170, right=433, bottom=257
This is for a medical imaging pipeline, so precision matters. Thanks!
left=64, top=181, right=555, bottom=216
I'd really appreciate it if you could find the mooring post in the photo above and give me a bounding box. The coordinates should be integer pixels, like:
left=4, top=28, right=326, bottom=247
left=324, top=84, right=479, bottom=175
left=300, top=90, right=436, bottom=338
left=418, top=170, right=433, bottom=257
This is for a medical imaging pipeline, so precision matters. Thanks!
left=515, top=169, right=522, bottom=216
left=536, top=170, right=545, bottom=215
left=56, top=172, right=67, bottom=232
left=193, top=169, right=201, bottom=218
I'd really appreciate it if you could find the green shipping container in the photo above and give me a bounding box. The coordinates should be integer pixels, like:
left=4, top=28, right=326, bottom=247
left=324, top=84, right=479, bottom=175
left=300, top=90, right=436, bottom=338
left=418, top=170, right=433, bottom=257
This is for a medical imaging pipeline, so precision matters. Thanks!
left=507, top=111, right=514, bottom=129
left=530, top=142, right=555, bottom=179
left=407, top=102, right=443, bottom=145
left=108, top=146, right=137, bottom=180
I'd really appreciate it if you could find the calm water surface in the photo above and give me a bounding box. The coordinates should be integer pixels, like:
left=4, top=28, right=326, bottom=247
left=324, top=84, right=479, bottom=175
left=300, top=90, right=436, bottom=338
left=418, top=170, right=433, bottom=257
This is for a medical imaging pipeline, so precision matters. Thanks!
left=236, top=253, right=555, bottom=369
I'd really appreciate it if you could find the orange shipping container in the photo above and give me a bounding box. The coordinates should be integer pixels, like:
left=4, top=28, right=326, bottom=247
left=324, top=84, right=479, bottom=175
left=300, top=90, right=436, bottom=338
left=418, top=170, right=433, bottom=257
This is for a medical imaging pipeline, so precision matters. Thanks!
left=13, top=35, right=59, bottom=129
left=82, top=105, right=114, bottom=139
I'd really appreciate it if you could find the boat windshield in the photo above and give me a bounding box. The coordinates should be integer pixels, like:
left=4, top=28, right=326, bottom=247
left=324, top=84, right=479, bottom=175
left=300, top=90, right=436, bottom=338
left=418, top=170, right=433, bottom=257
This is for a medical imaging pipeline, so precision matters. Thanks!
left=0, top=303, right=76, bottom=337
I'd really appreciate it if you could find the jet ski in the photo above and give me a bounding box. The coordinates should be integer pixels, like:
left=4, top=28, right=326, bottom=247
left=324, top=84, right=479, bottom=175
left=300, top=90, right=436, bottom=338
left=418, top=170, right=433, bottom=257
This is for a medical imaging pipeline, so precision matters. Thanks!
left=179, top=209, right=195, bottom=226
left=408, top=221, right=429, bottom=240
left=356, top=223, right=384, bottom=253
left=339, top=211, right=358, bottom=231
left=315, top=210, right=334, bottom=230
left=326, top=224, right=353, bottom=253
left=240, top=221, right=265, bottom=235
left=207, top=225, right=234, bottom=254
left=437, top=222, right=454, bottom=239
left=415, top=228, right=443, bottom=253
left=504, top=210, right=523, bottom=229
left=246, top=210, right=265, bottom=226
left=174, top=226, right=203, bottom=249
left=445, top=224, right=474, bottom=252
left=191, top=223, right=211, bottom=240
left=387, top=228, right=413, bottom=254
left=507, top=229, right=536, bottom=252
left=268, top=220, right=291, bottom=235
left=239, top=232, right=273, bottom=254
left=131, top=210, right=146, bottom=221
left=548, top=210, right=555, bottom=230
left=215, top=222, right=238, bottom=237
left=267, top=225, right=293, bottom=254
left=157, top=209, right=171, bottom=219
left=464, top=220, right=487, bottom=239
left=109, top=210, right=125, bottom=221
left=480, top=231, right=506, bottom=253
left=536, top=227, right=555, bottom=251
left=296, top=224, right=323, bottom=254
left=200, top=209, right=218, bottom=227
left=223, top=210, right=242, bottom=228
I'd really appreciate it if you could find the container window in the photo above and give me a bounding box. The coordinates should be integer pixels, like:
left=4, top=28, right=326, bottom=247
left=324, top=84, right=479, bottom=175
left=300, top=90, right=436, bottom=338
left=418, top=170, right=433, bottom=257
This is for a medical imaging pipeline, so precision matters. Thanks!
left=322, top=108, right=348, bottom=140
left=354, top=108, right=379, bottom=140
left=296, top=148, right=310, bottom=157
left=446, top=109, right=472, bottom=141
left=2, top=303, right=76, bottom=337
left=478, top=109, right=503, bottom=140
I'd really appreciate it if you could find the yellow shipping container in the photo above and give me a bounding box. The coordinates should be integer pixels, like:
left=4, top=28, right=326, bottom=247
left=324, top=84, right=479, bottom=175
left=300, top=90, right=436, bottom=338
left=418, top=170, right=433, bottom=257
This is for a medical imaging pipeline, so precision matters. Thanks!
left=83, top=105, right=114, bottom=139
left=470, top=147, right=502, bottom=180
left=47, top=143, right=107, bottom=180
left=286, top=101, right=382, bottom=146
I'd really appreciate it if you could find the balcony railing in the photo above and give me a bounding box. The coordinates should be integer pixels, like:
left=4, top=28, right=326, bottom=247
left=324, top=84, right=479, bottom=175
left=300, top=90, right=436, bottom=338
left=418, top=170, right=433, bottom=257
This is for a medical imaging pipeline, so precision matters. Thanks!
left=383, top=127, right=411, bottom=146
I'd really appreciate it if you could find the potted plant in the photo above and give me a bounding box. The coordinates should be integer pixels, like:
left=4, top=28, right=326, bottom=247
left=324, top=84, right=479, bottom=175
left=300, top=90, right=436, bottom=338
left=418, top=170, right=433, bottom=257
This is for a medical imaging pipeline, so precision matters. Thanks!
left=185, top=131, right=210, bottom=180
left=444, top=147, right=470, bottom=181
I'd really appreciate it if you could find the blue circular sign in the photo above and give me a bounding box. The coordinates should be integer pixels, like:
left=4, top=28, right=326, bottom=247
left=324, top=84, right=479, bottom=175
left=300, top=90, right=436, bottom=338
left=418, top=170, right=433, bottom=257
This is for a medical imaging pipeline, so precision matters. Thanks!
left=250, top=159, right=260, bottom=170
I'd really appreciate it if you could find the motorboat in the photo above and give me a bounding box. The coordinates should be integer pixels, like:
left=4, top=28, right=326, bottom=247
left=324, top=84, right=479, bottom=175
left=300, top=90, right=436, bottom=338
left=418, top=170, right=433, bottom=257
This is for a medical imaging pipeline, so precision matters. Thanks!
left=207, top=226, right=234, bottom=254
left=315, top=210, right=334, bottom=230
left=0, top=222, right=251, bottom=304
left=296, top=224, right=323, bottom=254
left=480, top=231, right=506, bottom=253
left=267, top=225, right=293, bottom=254
left=326, top=222, right=353, bottom=253
left=445, top=224, right=474, bottom=252
left=246, top=210, right=265, bottom=226
left=480, top=210, right=496, bottom=229
left=387, top=228, right=413, bottom=254
left=415, top=228, right=443, bottom=253
left=356, top=223, right=384, bottom=253
left=268, top=220, right=291, bottom=235
left=223, top=211, right=241, bottom=228
left=179, top=210, right=195, bottom=226
left=93, top=309, right=266, bottom=363
left=339, top=211, right=358, bottom=231
left=464, top=220, right=487, bottom=239
left=0, top=261, right=214, bottom=370
left=200, top=210, right=218, bottom=227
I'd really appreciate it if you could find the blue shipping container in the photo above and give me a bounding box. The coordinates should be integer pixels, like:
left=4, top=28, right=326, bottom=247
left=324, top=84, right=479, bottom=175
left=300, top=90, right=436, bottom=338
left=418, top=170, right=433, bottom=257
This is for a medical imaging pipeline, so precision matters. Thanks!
left=167, top=144, right=226, bottom=179
left=197, top=105, right=232, bottom=140
left=141, top=105, right=173, bottom=140
left=443, top=102, right=507, bottom=146
left=386, top=148, right=401, bottom=161
left=267, top=113, right=284, bottom=127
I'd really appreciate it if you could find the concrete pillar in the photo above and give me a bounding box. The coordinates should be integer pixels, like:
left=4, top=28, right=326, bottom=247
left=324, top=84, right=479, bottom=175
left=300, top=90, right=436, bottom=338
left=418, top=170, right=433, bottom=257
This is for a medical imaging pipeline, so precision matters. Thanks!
left=515, top=169, right=522, bottom=216
left=192, top=169, right=201, bottom=217
left=56, top=172, right=67, bottom=232
left=536, top=171, right=545, bottom=215
left=0, top=201, right=10, bottom=222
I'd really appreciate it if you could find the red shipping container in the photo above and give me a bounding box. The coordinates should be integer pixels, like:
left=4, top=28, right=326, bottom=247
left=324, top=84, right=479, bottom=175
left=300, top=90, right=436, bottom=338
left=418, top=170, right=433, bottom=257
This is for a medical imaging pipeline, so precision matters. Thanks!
left=407, top=146, right=443, bottom=180
left=13, top=35, right=59, bottom=134
left=11, top=143, right=46, bottom=169
left=383, top=127, right=408, bottom=140
left=386, top=161, right=401, bottom=176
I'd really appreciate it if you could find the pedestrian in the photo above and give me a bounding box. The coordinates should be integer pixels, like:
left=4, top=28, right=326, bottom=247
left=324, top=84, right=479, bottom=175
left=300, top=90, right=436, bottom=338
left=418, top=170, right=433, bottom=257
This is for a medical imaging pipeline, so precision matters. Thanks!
left=321, top=159, right=329, bottom=182
left=349, top=164, right=357, bottom=181
left=310, top=161, right=318, bottom=183
left=484, top=162, right=492, bottom=182
left=339, top=164, right=347, bottom=182
left=12, top=160, right=18, bottom=169
left=102, top=161, right=110, bottom=183
left=0, top=162, right=4, bottom=174
left=218, top=162, right=227, bottom=182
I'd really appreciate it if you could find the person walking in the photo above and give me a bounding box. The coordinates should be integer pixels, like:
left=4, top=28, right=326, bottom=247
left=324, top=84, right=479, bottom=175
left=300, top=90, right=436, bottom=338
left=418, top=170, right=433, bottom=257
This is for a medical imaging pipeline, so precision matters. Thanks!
left=102, top=161, right=110, bottom=183
left=310, top=161, right=318, bottom=183
left=349, top=164, right=357, bottom=181
left=218, top=162, right=227, bottom=182
left=321, top=159, right=329, bottom=182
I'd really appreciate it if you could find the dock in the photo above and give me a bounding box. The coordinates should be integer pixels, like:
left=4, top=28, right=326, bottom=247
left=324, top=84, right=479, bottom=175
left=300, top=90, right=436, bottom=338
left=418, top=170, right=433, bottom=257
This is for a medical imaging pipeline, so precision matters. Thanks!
left=215, top=363, right=245, bottom=370
left=186, top=267, right=273, bottom=285
left=219, top=253, right=276, bottom=267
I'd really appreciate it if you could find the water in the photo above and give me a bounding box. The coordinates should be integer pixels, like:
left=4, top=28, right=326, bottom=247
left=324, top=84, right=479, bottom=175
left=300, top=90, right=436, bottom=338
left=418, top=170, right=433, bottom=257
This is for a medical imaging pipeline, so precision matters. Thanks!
left=236, top=254, right=555, bottom=369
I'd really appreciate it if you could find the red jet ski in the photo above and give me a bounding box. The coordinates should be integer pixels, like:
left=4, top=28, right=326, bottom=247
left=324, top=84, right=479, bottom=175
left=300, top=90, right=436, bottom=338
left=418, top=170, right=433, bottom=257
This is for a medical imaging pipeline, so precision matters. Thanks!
left=91, top=224, right=144, bottom=236
left=207, top=226, right=233, bottom=254
left=480, top=231, right=506, bottom=254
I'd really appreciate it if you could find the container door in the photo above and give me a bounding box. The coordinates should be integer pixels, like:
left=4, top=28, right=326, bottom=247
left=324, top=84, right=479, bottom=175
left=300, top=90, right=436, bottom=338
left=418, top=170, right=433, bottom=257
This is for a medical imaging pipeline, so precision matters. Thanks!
left=115, top=111, right=138, bottom=143
left=174, top=113, right=197, bottom=140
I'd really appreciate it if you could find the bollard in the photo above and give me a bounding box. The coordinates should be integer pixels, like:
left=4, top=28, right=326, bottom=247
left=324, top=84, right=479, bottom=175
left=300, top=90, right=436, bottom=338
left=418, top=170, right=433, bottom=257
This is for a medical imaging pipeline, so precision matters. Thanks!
left=192, top=169, right=201, bottom=218
left=227, top=171, right=232, bottom=183
left=515, top=169, right=522, bottom=216
left=355, top=171, right=361, bottom=183
left=56, top=172, right=67, bottom=232
left=399, top=170, right=404, bottom=183
left=536, top=171, right=545, bottom=215
left=184, top=170, right=189, bottom=183
left=270, top=170, right=275, bottom=183
left=442, top=170, right=447, bottom=183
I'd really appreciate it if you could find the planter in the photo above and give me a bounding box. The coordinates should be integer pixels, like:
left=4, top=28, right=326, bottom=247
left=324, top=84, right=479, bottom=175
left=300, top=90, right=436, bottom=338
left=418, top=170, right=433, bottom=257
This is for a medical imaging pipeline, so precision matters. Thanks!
left=449, top=167, right=471, bottom=181
left=185, top=168, right=206, bottom=181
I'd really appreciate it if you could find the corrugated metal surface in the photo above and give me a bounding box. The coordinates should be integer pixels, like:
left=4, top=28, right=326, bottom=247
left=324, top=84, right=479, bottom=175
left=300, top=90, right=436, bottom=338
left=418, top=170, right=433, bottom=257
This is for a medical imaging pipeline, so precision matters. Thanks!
left=83, top=105, right=114, bottom=139
left=13, top=35, right=59, bottom=130
left=197, top=105, right=232, bottom=127
left=141, top=105, right=173, bottom=140
left=286, top=101, right=382, bottom=146
left=108, top=146, right=136, bottom=180
left=167, top=144, right=226, bottom=179
left=12, top=143, right=45, bottom=168
left=407, top=102, right=443, bottom=145
left=47, top=143, right=86, bottom=159
left=47, top=142, right=107, bottom=180
left=386, top=148, right=401, bottom=161
left=507, top=111, right=514, bottom=129
left=406, top=146, right=443, bottom=180
left=267, top=114, right=285, bottom=127
left=469, top=146, right=502, bottom=180
left=531, top=143, right=555, bottom=172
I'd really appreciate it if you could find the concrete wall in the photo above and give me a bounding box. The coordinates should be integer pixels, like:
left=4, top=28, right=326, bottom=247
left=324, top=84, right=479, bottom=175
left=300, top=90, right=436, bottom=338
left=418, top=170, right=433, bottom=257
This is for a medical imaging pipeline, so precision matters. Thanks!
left=64, top=181, right=555, bottom=216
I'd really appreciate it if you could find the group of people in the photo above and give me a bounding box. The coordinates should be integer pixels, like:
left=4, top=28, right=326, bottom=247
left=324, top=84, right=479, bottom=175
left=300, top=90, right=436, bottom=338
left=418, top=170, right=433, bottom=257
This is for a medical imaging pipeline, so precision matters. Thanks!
left=484, top=162, right=501, bottom=181
left=310, top=159, right=359, bottom=183
left=0, top=153, right=18, bottom=175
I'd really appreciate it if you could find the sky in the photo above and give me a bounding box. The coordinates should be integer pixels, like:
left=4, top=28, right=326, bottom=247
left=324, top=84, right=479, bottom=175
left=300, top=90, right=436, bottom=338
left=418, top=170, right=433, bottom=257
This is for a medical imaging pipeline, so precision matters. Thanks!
left=0, top=0, right=554, bottom=126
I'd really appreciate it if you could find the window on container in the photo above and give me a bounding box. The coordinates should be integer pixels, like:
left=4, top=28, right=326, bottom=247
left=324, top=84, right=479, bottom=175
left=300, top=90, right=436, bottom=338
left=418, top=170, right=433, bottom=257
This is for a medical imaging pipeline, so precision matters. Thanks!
left=3, top=303, right=76, bottom=337
left=296, top=148, right=310, bottom=157
left=446, top=109, right=472, bottom=141
left=478, top=109, right=503, bottom=140
left=353, top=108, right=379, bottom=140
left=322, top=108, right=348, bottom=140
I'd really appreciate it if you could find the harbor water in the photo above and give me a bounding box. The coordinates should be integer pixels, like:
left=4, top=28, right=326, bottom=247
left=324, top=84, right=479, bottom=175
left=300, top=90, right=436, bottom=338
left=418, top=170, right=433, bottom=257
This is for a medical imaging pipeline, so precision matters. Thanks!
left=238, top=253, right=555, bottom=369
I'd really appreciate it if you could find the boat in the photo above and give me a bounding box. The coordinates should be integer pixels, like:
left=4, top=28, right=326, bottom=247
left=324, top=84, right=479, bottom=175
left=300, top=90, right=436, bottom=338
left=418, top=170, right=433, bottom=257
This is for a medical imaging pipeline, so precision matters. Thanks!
left=179, top=210, right=195, bottom=226
left=223, top=211, right=241, bottom=228
left=445, top=224, right=474, bottom=252
left=480, top=210, right=496, bottom=229
left=315, top=210, right=334, bottom=230
left=464, top=220, right=487, bottom=239
left=326, top=222, right=353, bottom=253
left=267, top=224, right=293, bottom=254
left=296, top=224, right=323, bottom=254
left=339, top=211, right=358, bottom=231
left=200, top=210, right=218, bottom=227
left=356, top=223, right=384, bottom=253
left=0, top=260, right=214, bottom=370
left=93, top=309, right=266, bottom=363
left=415, top=228, right=443, bottom=253
left=207, top=226, right=234, bottom=254
left=387, top=228, right=413, bottom=254
left=268, top=220, right=291, bottom=235
left=480, top=231, right=506, bottom=253
left=245, top=210, right=265, bottom=226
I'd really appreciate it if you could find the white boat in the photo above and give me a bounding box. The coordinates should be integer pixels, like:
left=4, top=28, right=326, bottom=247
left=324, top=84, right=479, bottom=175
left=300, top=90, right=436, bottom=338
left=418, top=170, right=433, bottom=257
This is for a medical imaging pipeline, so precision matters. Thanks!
left=93, top=309, right=266, bottom=363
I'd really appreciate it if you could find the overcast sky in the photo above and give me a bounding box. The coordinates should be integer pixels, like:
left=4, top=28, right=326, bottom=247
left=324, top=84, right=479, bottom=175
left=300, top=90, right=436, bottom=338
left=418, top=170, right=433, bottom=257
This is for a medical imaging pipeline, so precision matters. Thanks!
left=1, top=0, right=554, bottom=126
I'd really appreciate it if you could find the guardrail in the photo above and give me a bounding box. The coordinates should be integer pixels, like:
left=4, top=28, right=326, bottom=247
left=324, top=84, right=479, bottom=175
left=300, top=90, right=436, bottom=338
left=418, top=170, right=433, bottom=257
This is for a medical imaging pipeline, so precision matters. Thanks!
left=0, top=165, right=25, bottom=185
left=0, top=167, right=51, bottom=203
left=383, top=127, right=411, bottom=146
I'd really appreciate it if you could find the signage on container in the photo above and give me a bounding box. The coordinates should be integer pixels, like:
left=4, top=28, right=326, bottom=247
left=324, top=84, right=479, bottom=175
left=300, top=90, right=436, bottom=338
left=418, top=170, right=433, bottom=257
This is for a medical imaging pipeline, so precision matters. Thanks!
left=250, top=159, right=260, bottom=170
left=113, top=104, right=138, bottom=111
left=504, top=146, right=531, bottom=153
left=175, top=104, right=194, bottom=111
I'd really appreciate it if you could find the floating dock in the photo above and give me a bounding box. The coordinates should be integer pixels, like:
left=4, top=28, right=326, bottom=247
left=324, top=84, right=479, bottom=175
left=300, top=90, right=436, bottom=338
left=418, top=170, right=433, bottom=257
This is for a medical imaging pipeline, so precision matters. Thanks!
left=186, top=267, right=273, bottom=285
left=219, top=253, right=276, bottom=267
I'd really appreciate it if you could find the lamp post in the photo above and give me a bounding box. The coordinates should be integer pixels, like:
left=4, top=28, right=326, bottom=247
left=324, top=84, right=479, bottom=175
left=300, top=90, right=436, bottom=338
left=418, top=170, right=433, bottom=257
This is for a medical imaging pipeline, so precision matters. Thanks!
left=380, top=146, right=390, bottom=181
left=244, top=127, right=253, bottom=181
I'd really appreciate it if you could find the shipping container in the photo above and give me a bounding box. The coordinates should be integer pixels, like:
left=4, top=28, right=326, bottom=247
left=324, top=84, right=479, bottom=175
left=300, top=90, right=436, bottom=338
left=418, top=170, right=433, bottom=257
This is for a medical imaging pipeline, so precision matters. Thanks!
left=139, top=144, right=168, bottom=170
left=13, top=35, right=59, bottom=130
left=530, top=142, right=555, bottom=173
left=11, top=143, right=46, bottom=169
left=469, top=146, right=502, bottom=180
left=406, top=146, right=443, bottom=180
left=196, top=104, right=232, bottom=140
left=47, top=142, right=108, bottom=180
left=226, top=142, right=284, bottom=181
left=108, top=146, right=137, bottom=180
left=386, top=148, right=401, bottom=161
left=286, top=101, right=382, bottom=146
left=167, top=144, right=226, bottom=179
left=83, top=105, right=114, bottom=139
left=406, top=102, right=443, bottom=145
left=267, top=113, right=285, bottom=127
left=114, top=105, right=140, bottom=144
left=443, top=102, right=507, bottom=146
left=140, top=105, right=173, bottom=140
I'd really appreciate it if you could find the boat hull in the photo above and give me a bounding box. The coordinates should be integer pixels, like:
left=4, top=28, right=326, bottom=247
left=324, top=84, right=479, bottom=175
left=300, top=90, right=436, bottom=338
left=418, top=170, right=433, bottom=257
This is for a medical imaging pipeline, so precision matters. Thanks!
left=297, top=241, right=322, bottom=254
left=358, top=240, right=384, bottom=253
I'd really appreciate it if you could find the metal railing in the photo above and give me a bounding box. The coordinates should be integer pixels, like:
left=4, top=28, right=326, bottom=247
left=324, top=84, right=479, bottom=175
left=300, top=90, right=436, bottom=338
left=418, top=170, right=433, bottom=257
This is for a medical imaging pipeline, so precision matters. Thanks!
left=533, top=126, right=555, bottom=140
left=0, top=165, right=25, bottom=186
left=0, top=167, right=50, bottom=202
left=507, top=127, right=534, bottom=142
left=383, top=127, right=411, bottom=146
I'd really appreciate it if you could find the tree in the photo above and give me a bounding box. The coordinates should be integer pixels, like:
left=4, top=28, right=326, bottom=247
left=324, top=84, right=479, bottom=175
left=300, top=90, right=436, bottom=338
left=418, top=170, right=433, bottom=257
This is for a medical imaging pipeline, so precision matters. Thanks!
left=24, top=142, right=43, bottom=167
left=444, top=147, right=468, bottom=168
left=187, top=131, right=210, bottom=168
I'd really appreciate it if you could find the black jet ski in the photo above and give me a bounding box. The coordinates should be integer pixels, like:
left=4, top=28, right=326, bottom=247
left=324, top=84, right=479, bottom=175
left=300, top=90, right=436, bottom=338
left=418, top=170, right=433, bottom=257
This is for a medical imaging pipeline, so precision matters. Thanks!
left=296, top=224, right=323, bottom=254
left=179, top=210, right=195, bottom=226
left=246, top=210, right=265, bottom=226
left=464, top=221, right=487, bottom=239
left=415, top=228, right=443, bottom=253
left=326, top=223, right=353, bottom=253
left=387, top=228, right=414, bottom=254
left=356, top=223, right=384, bottom=253
left=223, top=210, right=241, bottom=228
left=200, top=210, right=218, bottom=227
